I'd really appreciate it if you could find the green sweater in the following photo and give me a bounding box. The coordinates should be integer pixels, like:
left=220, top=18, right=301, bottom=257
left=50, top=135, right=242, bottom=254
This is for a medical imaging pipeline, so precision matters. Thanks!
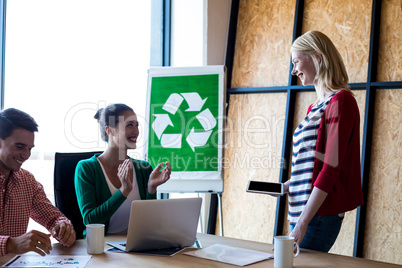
left=74, top=154, right=156, bottom=236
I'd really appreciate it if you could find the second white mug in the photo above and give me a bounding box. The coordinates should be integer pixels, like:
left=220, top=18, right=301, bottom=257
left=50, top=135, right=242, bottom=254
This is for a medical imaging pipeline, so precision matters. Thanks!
left=86, top=223, right=105, bottom=254
left=274, top=236, right=299, bottom=268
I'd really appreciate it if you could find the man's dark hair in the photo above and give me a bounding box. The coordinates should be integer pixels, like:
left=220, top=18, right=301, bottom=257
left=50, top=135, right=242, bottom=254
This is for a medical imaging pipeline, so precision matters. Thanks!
left=0, top=108, right=38, bottom=140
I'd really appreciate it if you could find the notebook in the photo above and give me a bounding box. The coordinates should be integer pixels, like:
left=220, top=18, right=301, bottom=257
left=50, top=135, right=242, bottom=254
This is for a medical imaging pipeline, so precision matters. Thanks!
left=107, top=198, right=202, bottom=253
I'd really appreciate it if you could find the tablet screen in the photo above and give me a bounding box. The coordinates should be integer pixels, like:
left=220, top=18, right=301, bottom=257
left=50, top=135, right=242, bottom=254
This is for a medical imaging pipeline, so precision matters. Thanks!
left=247, top=181, right=282, bottom=193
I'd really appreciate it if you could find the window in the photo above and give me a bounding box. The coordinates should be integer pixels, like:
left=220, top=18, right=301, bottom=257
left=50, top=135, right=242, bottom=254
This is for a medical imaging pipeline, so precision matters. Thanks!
left=5, top=0, right=151, bottom=231
left=170, top=0, right=204, bottom=66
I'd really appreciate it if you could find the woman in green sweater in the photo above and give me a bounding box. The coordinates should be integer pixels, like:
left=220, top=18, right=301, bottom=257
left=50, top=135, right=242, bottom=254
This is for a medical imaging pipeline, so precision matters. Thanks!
left=74, top=103, right=171, bottom=236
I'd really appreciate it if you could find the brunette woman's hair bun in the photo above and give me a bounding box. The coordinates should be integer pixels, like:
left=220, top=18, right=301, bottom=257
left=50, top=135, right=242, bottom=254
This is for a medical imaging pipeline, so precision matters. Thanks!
left=94, top=108, right=104, bottom=122
left=94, top=104, right=133, bottom=142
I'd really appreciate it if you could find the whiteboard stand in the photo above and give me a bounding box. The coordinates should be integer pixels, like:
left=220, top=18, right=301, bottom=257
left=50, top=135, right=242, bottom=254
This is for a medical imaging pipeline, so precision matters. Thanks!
left=160, top=191, right=223, bottom=236
left=197, top=192, right=204, bottom=234
left=195, top=192, right=223, bottom=236
left=206, top=192, right=224, bottom=236
left=190, top=192, right=224, bottom=236
left=218, top=192, right=223, bottom=236
left=145, top=66, right=226, bottom=236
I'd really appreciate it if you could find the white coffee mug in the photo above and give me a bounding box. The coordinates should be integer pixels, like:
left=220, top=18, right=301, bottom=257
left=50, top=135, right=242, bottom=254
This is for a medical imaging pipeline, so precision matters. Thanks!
left=274, top=236, right=299, bottom=268
left=86, top=224, right=105, bottom=254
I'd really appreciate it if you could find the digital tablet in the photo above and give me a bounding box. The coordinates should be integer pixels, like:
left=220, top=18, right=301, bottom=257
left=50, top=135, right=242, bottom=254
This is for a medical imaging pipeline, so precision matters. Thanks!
left=246, top=180, right=284, bottom=197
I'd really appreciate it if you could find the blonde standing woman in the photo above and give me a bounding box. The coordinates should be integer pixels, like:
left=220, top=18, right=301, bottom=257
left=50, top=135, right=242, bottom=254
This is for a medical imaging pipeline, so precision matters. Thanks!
left=282, top=31, right=363, bottom=252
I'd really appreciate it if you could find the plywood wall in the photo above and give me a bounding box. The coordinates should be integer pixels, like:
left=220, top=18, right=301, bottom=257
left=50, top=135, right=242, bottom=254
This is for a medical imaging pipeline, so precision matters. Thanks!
left=223, top=93, right=286, bottom=243
left=301, top=0, right=372, bottom=83
left=377, top=0, right=402, bottom=81
left=223, top=0, right=401, bottom=264
left=231, top=0, right=296, bottom=88
left=363, top=89, right=402, bottom=264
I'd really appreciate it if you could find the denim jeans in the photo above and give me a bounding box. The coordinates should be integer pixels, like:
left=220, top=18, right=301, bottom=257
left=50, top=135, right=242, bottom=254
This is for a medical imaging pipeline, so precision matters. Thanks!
left=289, top=214, right=343, bottom=252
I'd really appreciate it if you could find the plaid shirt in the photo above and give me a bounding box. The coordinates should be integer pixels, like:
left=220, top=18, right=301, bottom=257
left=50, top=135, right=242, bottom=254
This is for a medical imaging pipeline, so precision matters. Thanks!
left=0, top=168, right=70, bottom=256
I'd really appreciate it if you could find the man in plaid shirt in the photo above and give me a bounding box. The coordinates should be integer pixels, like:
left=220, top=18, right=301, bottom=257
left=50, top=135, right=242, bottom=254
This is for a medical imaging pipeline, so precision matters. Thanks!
left=0, top=108, right=76, bottom=257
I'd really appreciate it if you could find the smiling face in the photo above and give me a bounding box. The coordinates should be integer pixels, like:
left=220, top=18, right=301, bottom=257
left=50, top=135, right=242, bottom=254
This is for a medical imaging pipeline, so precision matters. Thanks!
left=291, top=51, right=317, bottom=86
left=0, top=128, right=34, bottom=176
left=108, top=110, right=139, bottom=150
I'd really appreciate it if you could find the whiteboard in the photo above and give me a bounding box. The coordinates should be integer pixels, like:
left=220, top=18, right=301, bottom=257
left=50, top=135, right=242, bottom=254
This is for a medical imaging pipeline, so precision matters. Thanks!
left=143, top=66, right=226, bottom=193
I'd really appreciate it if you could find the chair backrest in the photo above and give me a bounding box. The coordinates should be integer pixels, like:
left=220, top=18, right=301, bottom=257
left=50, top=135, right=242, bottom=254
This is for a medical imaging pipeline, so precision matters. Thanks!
left=54, top=151, right=102, bottom=239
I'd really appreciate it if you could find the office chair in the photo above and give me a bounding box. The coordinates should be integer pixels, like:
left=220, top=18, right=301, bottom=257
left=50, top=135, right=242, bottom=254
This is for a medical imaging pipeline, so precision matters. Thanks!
left=54, top=151, right=102, bottom=239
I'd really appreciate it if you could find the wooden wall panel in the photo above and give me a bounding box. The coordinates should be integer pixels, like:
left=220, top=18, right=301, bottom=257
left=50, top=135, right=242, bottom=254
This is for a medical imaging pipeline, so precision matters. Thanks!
left=363, top=89, right=402, bottom=264
left=231, top=0, right=296, bottom=88
left=222, top=93, right=287, bottom=243
left=225, top=0, right=401, bottom=264
left=377, top=0, right=402, bottom=81
left=302, top=0, right=372, bottom=83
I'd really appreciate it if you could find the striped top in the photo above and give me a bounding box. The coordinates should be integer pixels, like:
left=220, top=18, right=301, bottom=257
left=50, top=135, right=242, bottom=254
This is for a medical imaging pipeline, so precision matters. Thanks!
left=288, top=94, right=335, bottom=224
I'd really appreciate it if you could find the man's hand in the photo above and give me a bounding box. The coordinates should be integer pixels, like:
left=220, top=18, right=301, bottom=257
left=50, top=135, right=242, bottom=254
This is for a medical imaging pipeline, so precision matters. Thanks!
left=51, top=221, right=76, bottom=247
left=6, top=230, right=52, bottom=256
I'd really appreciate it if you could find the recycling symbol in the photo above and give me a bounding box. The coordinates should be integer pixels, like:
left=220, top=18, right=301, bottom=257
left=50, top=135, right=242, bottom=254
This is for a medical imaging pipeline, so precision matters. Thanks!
left=151, top=92, right=217, bottom=152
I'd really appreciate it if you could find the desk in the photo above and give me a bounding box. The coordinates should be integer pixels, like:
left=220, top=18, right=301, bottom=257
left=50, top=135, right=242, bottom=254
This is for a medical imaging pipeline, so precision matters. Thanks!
left=0, top=233, right=400, bottom=268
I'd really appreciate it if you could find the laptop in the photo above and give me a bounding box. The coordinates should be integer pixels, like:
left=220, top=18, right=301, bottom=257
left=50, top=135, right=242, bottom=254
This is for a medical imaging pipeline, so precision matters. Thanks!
left=107, top=198, right=202, bottom=253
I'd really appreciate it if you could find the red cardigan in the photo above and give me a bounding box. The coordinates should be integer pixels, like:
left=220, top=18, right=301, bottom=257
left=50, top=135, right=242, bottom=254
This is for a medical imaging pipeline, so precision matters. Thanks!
left=309, top=90, right=364, bottom=216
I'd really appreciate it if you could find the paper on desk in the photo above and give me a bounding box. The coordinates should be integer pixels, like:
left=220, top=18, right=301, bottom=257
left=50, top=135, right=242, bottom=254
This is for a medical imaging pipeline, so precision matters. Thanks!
left=2, top=255, right=91, bottom=268
left=184, top=244, right=273, bottom=266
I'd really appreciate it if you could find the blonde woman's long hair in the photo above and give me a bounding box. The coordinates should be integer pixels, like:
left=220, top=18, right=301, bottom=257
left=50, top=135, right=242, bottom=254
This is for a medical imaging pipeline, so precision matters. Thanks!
left=291, top=31, right=353, bottom=101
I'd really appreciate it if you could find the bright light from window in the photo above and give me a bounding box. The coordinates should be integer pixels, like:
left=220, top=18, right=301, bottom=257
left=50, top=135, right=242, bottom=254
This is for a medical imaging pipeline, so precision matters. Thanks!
left=171, top=0, right=204, bottom=66
left=4, top=1, right=151, bottom=203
